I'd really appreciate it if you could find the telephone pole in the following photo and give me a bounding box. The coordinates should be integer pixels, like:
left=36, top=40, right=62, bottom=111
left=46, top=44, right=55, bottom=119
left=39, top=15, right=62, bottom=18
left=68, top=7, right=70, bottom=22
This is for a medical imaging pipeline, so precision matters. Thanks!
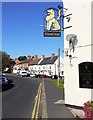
left=58, top=48, right=60, bottom=86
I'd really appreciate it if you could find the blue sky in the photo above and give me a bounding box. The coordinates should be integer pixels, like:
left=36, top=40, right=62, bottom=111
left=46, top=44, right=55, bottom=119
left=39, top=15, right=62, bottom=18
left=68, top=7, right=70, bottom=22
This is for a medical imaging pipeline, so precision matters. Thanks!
left=2, top=1, right=64, bottom=59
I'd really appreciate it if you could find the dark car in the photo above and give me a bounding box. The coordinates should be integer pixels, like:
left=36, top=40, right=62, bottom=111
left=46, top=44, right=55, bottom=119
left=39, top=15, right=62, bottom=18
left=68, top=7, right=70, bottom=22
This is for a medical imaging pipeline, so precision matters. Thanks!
left=39, top=74, right=48, bottom=78
left=35, top=74, right=40, bottom=78
left=0, top=74, right=13, bottom=91
left=35, top=74, right=51, bottom=78
left=0, top=75, right=8, bottom=85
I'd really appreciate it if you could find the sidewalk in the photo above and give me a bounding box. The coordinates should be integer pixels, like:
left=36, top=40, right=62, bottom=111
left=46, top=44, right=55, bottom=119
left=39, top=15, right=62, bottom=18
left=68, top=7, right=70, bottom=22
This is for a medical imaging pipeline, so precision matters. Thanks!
left=42, top=79, right=76, bottom=119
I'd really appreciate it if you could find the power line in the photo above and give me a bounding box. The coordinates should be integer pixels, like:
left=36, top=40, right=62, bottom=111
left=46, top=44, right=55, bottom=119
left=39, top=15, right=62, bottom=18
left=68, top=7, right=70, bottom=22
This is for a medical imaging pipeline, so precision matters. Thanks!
left=63, top=44, right=93, bottom=51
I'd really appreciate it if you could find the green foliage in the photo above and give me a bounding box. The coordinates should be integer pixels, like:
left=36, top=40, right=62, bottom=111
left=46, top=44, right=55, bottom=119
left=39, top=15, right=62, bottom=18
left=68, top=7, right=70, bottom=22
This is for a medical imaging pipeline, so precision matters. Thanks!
left=0, top=51, right=15, bottom=71
left=2, top=51, right=10, bottom=70
left=51, top=79, right=64, bottom=88
left=18, top=56, right=27, bottom=61
left=32, top=56, right=34, bottom=58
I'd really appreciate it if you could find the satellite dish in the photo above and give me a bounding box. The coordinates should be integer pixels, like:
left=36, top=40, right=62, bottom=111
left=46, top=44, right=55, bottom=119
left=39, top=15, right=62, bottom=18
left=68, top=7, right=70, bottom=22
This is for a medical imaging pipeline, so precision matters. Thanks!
left=66, top=34, right=78, bottom=52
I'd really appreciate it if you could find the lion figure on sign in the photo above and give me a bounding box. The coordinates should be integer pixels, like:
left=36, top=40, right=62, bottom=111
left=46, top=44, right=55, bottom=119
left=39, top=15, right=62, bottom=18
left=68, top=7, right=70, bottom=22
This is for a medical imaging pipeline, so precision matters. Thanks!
left=45, top=8, right=61, bottom=31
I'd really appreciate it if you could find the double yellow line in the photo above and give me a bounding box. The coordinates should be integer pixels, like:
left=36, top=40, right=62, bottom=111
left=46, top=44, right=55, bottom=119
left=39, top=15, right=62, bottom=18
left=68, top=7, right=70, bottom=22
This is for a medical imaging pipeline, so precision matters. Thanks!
left=31, top=81, right=43, bottom=119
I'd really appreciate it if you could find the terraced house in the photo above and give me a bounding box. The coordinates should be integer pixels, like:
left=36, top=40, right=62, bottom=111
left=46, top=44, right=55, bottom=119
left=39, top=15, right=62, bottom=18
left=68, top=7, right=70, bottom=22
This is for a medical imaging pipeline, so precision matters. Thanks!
left=13, top=54, right=64, bottom=78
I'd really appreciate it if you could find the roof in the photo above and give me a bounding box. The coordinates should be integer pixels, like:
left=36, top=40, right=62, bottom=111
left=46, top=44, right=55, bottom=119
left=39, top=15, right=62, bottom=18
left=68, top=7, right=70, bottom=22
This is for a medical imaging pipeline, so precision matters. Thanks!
left=18, top=58, right=32, bottom=64
left=39, top=56, right=58, bottom=65
left=29, top=58, right=41, bottom=65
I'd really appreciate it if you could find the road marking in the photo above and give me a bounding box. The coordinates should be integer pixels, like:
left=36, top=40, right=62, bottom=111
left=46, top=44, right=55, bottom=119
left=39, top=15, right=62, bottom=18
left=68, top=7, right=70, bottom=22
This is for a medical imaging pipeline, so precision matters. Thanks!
left=35, top=85, right=42, bottom=118
left=31, top=81, right=42, bottom=119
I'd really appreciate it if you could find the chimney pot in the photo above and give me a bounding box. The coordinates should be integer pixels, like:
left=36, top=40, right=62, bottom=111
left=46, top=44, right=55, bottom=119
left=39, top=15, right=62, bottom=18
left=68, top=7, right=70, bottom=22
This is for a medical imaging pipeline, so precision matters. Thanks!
left=42, top=55, right=45, bottom=59
left=35, top=55, right=38, bottom=59
left=51, top=53, right=55, bottom=58
left=27, top=55, right=31, bottom=59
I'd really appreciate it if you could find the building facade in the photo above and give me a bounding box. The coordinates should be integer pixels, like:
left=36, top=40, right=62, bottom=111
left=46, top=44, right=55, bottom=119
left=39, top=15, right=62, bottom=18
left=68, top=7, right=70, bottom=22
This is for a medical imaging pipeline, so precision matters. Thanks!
left=13, top=54, right=64, bottom=78
left=63, top=0, right=93, bottom=106
left=29, top=54, right=64, bottom=78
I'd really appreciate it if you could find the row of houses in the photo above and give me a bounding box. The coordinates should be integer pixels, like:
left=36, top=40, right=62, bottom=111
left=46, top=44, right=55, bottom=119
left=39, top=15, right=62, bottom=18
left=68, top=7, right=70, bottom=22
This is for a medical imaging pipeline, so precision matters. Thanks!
left=13, top=53, right=64, bottom=77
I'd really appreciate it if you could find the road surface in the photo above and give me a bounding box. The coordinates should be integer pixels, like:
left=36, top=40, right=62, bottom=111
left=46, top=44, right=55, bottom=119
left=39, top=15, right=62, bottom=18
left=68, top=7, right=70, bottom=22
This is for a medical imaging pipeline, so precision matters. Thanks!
left=2, top=75, right=41, bottom=119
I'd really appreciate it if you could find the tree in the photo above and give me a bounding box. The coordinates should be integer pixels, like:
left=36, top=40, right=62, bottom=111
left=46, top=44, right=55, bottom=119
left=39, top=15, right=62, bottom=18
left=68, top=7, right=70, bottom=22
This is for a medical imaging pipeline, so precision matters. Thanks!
left=32, top=56, right=34, bottom=59
left=18, top=56, right=27, bottom=61
left=2, top=51, right=10, bottom=71
left=0, top=51, right=15, bottom=72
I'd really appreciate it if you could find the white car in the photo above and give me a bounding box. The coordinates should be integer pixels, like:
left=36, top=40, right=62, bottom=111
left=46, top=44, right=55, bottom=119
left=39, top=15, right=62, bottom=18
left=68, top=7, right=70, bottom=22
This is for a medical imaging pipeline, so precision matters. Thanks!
left=21, top=71, right=27, bottom=77
left=19, top=70, right=27, bottom=77
left=30, top=74, right=35, bottom=78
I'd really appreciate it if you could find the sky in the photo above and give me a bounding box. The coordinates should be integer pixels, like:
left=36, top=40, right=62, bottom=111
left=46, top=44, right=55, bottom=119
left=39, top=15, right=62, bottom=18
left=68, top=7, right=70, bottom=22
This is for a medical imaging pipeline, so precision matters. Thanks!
left=2, top=1, right=64, bottom=59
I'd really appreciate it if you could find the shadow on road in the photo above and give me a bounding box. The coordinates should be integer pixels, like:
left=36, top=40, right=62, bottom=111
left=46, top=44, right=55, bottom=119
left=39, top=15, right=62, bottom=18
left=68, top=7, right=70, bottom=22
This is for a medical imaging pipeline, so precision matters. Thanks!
left=1, top=84, right=14, bottom=92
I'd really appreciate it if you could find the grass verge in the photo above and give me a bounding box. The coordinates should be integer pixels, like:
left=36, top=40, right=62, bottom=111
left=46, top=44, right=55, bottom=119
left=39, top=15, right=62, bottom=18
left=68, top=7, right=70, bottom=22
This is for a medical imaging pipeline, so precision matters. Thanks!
left=51, top=79, right=64, bottom=88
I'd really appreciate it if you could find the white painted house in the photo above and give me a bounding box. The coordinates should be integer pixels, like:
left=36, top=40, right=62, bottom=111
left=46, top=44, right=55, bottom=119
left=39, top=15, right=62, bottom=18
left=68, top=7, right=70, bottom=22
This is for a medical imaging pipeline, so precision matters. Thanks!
left=63, top=0, right=93, bottom=107
left=13, top=65, right=20, bottom=74
left=28, top=58, right=42, bottom=75
left=29, top=54, right=64, bottom=78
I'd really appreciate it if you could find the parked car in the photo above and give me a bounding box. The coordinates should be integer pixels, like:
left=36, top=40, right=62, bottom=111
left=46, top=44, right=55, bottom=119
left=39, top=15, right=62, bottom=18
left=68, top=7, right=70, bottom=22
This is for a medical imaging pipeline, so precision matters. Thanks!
left=0, top=74, right=13, bottom=87
left=19, top=70, right=28, bottom=77
left=26, top=70, right=30, bottom=77
left=52, top=75, right=64, bottom=79
left=52, top=75, right=58, bottom=79
left=39, top=74, right=49, bottom=78
left=30, top=74, right=35, bottom=78
left=0, top=74, right=14, bottom=91
left=34, top=74, right=40, bottom=78
left=35, top=74, right=51, bottom=78
left=16, top=69, right=31, bottom=77
left=16, top=70, right=27, bottom=77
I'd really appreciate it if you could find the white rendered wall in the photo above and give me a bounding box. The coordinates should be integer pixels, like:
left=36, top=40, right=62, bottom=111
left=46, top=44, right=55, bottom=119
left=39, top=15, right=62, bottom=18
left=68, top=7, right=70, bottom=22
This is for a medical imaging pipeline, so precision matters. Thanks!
left=91, top=1, right=93, bottom=101
left=63, top=0, right=92, bottom=106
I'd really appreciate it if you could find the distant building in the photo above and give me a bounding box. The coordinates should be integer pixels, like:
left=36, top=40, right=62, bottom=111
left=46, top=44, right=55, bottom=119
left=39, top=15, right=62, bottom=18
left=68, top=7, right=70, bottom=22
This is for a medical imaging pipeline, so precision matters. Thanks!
left=29, top=54, right=64, bottom=78
left=13, top=54, right=64, bottom=78
left=28, top=55, right=43, bottom=75
left=13, top=55, right=41, bottom=73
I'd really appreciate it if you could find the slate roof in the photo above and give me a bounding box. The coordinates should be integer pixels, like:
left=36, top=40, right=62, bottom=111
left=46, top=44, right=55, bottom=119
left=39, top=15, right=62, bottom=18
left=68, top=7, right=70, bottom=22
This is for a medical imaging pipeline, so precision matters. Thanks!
left=39, top=56, right=58, bottom=65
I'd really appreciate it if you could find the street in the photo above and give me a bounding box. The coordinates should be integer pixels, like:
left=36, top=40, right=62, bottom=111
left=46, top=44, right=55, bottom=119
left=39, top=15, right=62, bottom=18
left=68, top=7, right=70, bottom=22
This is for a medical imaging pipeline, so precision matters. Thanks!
left=2, top=75, right=41, bottom=119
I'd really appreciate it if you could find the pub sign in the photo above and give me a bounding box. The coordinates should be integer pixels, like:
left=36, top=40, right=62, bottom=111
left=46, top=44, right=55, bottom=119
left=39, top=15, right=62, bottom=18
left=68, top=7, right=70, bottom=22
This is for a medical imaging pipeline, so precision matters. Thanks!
left=43, top=5, right=63, bottom=37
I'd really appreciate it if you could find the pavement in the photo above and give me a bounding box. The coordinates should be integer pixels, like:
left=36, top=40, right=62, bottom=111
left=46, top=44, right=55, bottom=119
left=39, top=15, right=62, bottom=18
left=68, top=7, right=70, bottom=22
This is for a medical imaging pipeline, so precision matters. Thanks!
left=41, top=79, right=85, bottom=119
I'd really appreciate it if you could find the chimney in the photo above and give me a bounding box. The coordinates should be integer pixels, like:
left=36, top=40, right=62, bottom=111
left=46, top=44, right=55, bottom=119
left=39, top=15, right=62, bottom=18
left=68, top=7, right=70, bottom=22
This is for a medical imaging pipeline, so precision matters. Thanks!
left=42, top=55, right=45, bottom=59
left=15, top=58, right=18, bottom=61
left=35, top=55, right=38, bottom=59
left=15, top=58, right=20, bottom=64
left=51, top=53, right=55, bottom=58
left=27, top=55, right=31, bottom=60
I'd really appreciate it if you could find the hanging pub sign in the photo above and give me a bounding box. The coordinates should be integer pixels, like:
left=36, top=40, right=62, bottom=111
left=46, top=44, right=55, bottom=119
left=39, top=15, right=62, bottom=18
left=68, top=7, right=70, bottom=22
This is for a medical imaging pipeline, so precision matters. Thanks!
left=79, top=62, right=93, bottom=89
left=43, top=5, right=63, bottom=37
